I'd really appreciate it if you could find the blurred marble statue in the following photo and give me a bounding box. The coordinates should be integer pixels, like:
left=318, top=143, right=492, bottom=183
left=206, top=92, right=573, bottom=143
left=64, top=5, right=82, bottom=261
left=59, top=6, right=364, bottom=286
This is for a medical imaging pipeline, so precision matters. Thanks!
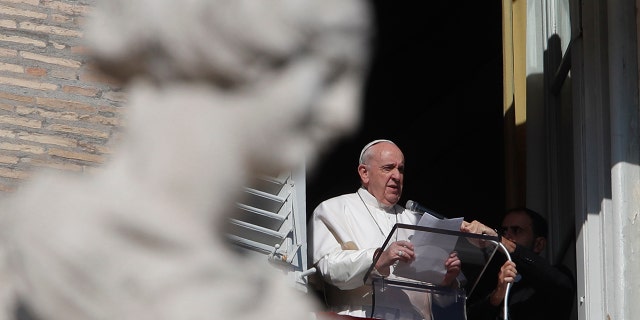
left=0, top=0, right=372, bottom=319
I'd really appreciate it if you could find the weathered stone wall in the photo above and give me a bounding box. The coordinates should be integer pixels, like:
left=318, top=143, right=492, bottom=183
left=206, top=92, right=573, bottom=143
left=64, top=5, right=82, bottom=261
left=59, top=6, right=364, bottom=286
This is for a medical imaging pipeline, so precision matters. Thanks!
left=0, top=0, right=124, bottom=194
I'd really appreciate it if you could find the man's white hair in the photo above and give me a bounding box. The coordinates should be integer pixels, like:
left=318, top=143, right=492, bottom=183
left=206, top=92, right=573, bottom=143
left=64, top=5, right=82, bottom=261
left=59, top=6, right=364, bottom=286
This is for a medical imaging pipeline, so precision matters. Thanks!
left=359, top=139, right=396, bottom=164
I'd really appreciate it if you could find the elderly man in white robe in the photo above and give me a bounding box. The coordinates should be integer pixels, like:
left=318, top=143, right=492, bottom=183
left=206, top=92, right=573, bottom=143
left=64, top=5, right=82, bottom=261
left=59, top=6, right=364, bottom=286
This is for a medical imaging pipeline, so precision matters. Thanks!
left=310, top=140, right=462, bottom=320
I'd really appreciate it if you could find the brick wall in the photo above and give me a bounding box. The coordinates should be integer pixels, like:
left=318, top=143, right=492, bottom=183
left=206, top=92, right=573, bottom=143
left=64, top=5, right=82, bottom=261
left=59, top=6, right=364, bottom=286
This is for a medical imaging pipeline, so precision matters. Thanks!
left=0, top=0, right=125, bottom=194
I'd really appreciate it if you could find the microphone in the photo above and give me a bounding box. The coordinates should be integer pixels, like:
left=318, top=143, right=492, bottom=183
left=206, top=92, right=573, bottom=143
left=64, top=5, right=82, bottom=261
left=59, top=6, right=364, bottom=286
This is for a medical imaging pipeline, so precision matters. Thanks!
left=405, top=200, right=447, bottom=219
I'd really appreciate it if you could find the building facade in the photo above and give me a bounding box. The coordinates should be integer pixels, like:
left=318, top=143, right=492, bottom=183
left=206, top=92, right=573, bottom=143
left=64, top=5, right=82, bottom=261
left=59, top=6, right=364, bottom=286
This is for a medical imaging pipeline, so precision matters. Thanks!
left=0, top=1, right=638, bottom=319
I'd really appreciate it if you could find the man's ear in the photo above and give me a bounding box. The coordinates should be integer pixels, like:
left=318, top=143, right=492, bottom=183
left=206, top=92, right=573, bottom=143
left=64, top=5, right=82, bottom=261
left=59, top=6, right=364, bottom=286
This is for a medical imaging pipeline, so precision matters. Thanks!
left=358, top=164, right=368, bottom=182
left=533, top=236, right=546, bottom=254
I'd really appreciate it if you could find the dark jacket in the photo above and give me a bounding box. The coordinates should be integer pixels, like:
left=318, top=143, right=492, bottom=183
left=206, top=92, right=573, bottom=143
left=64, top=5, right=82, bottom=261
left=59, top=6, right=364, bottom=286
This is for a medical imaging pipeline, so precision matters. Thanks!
left=466, top=244, right=576, bottom=320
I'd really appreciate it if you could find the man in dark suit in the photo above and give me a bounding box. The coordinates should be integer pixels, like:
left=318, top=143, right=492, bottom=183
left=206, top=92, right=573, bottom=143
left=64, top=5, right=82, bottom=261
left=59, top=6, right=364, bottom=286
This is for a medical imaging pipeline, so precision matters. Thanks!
left=464, top=208, right=576, bottom=320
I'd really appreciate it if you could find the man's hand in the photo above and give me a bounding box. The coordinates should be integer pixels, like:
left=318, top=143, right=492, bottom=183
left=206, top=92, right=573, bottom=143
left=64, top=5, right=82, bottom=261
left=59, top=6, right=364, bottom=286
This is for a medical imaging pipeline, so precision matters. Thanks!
left=374, top=240, right=415, bottom=276
left=460, top=220, right=497, bottom=236
left=441, top=251, right=461, bottom=287
left=489, top=260, right=518, bottom=306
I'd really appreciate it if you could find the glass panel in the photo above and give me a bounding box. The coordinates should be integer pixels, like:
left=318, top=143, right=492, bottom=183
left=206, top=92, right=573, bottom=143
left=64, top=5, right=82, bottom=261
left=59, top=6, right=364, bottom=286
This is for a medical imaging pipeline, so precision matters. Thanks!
left=364, top=224, right=502, bottom=320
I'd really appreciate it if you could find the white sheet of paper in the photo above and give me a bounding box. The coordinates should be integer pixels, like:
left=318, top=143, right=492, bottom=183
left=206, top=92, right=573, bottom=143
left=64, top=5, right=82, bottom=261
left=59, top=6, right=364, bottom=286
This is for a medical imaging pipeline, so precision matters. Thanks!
left=393, top=213, right=464, bottom=284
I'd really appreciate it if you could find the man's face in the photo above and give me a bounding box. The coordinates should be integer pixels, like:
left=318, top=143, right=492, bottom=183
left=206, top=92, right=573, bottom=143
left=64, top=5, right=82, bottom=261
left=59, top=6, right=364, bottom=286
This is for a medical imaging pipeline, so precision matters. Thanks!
left=359, top=142, right=404, bottom=207
left=500, top=211, right=538, bottom=251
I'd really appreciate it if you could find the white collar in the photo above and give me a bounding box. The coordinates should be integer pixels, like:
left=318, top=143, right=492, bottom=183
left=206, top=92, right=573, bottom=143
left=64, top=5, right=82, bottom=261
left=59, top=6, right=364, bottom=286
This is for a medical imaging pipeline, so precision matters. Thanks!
left=357, top=188, right=397, bottom=213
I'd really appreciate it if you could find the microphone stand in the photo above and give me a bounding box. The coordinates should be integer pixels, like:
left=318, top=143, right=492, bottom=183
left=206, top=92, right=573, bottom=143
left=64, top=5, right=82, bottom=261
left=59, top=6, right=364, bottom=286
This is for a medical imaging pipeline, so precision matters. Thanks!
left=489, top=240, right=513, bottom=320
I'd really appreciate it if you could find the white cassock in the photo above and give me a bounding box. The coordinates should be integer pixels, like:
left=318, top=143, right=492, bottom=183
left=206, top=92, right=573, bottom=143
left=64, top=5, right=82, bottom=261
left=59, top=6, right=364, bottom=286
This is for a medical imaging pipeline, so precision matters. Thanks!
left=310, top=188, right=434, bottom=320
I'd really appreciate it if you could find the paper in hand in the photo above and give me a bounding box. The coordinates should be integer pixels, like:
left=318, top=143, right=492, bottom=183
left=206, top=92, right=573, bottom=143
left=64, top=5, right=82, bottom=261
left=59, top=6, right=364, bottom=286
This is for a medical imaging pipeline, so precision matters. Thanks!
left=393, top=213, right=463, bottom=284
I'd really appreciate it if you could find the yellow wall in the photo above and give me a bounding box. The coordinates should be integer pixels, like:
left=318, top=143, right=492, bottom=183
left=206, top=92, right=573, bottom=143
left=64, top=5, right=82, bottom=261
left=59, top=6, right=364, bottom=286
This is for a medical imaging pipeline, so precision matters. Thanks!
left=503, top=0, right=528, bottom=208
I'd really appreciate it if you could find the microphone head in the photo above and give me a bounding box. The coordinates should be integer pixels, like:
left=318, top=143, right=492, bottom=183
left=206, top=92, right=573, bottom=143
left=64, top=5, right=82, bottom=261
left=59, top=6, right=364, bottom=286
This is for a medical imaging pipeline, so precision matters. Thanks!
left=405, top=200, right=416, bottom=211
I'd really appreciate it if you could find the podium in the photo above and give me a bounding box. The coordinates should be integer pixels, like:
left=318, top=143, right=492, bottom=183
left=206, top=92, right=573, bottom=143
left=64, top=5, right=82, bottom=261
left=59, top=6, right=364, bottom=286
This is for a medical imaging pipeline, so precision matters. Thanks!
left=364, top=223, right=502, bottom=320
